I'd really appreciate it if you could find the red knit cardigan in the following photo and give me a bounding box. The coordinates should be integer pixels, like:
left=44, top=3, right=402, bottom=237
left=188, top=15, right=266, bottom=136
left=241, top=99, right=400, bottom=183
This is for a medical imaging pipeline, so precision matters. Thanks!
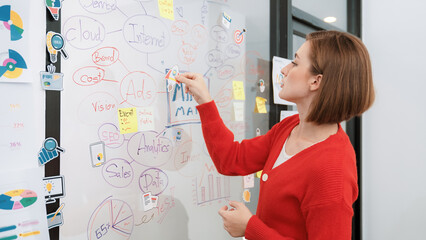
left=197, top=101, right=358, bottom=240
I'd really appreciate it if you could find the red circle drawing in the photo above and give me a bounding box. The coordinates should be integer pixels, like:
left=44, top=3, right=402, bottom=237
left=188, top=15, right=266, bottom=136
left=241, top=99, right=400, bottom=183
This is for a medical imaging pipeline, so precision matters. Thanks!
left=119, top=71, right=156, bottom=107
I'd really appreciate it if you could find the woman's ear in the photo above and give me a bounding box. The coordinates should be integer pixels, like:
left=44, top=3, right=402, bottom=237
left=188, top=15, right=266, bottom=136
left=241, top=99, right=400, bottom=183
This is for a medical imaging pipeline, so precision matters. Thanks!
left=310, top=74, right=322, bottom=91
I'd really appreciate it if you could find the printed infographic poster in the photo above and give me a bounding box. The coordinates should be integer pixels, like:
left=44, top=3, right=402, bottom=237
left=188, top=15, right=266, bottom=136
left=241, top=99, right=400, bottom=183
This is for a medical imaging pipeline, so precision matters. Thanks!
left=272, top=56, right=295, bottom=105
left=0, top=0, right=45, bottom=170
left=0, top=168, right=50, bottom=240
left=0, top=1, right=32, bottom=83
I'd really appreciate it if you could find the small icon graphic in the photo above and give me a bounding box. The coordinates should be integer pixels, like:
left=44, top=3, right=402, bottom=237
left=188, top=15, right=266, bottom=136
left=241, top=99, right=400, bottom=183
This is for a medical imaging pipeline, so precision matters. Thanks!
left=38, top=137, right=65, bottom=166
left=259, top=79, right=265, bottom=93
left=0, top=5, right=24, bottom=41
left=45, top=0, right=63, bottom=21
left=40, top=64, right=64, bottom=91
left=49, top=203, right=65, bottom=224
left=43, top=175, right=65, bottom=204
left=46, top=31, right=68, bottom=63
left=47, top=206, right=64, bottom=229
left=141, top=192, right=158, bottom=211
left=221, top=12, right=232, bottom=29
left=0, top=49, right=27, bottom=79
left=172, top=128, right=183, bottom=142
left=256, top=128, right=261, bottom=136
left=89, top=141, right=106, bottom=167
left=234, top=29, right=245, bottom=44
left=165, top=65, right=180, bottom=92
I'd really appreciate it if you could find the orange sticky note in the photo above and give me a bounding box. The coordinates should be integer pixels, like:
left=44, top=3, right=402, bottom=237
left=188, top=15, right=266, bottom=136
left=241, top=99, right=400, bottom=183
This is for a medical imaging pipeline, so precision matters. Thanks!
left=243, top=189, right=251, bottom=203
left=158, top=0, right=174, bottom=20
left=118, top=107, right=138, bottom=134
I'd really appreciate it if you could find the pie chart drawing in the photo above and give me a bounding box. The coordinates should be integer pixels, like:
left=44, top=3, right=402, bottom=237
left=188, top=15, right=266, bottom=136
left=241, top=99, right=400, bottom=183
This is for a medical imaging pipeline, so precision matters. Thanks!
left=0, top=5, right=24, bottom=41
left=0, top=49, right=27, bottom=79
left=0, top=189, right=37, bottom=210
left=88, top=198, right=134, bottom=240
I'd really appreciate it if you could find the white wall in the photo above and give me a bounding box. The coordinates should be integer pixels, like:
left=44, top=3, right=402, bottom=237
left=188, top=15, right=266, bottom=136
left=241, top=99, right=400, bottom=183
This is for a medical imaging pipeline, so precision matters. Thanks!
left=362, top=1, right=426, bottom=239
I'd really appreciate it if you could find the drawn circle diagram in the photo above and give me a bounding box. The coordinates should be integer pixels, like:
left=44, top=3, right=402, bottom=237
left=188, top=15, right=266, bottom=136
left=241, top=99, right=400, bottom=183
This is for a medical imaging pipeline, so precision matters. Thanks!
left=63, top=15, right=106, bottom=50
left=234, top=30, right=244, bottom=44
left=78, top=91, right=118, bottom=125
left=123, top=14, right=170, bottom=53
left=0, top=189, right=37, bottom=210
left=120, top=71, right=156, bottom=107
left=0, top=5, right=24, bottom=41
left=98, top=123, right=125, bottom=148
left=102, top=158, right=134, bottom=188
left=127, top=131, right=172, bottom=167
left=88, top=198, right=134, bottom=240
left=178, top=43, right=197, bottom=65
left=79, top=0, right=117, bottom=14
left=0, top=49, right=27, bottom=79
left=210, top=25, right=227, bottom=43
left=174, top=140, right=205, bottom=177
left=139, top=168, right=169, bottom=195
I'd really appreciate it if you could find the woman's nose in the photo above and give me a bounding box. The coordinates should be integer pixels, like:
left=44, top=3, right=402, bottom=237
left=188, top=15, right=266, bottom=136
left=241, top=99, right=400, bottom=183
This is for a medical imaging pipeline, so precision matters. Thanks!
left=281, top=63, right=291, bottom=76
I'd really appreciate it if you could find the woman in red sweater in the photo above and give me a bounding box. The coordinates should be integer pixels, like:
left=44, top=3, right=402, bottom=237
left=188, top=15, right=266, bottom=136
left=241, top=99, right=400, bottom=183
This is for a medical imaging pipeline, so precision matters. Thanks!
left=176, top=30, right=375, bottom=239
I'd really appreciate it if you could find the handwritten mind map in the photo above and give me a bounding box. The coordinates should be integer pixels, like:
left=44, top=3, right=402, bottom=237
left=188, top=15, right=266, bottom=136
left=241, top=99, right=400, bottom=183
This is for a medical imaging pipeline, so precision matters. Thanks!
left=61, top=1, right=246, bottom=239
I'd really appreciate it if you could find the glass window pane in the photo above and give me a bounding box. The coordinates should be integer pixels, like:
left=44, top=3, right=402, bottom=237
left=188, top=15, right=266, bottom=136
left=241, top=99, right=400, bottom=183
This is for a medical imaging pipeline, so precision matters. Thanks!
left=293, top=34, right=306, bottom=58
left=292, top=0, right=347, bottom=30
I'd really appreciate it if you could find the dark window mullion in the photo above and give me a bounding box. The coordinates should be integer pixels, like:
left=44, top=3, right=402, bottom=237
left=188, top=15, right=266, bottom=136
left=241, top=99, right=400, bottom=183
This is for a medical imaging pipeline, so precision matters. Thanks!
left=347, top=1, right=362, bottom=239
left=269, top=0, right=292, bottom=128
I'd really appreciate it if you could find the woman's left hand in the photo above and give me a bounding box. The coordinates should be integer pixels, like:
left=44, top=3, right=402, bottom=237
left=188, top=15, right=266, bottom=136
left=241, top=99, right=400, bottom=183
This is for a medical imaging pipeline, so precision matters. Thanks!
left=218, top=201, right=253, bottom=237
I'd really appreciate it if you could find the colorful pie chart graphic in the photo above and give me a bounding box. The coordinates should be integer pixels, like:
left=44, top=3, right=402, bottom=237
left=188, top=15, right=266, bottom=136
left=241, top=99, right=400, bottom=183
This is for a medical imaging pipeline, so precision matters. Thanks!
left=0, top=189, right=38, bottom=210
left=0, top=5, right=24, bottom=41
left=0, top=49, right=27, bottom=79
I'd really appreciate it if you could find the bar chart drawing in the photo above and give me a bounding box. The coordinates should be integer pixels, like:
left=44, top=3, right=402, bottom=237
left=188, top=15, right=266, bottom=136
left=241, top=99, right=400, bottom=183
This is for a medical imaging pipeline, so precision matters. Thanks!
left=194, top=174, right=230, bottom=206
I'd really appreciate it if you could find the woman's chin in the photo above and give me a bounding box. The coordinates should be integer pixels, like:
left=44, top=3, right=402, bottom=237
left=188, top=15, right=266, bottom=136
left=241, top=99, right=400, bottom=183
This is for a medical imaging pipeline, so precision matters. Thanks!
left=279, top=94, right=295, bottom=103
left=278, top=92, right=288, bottom=101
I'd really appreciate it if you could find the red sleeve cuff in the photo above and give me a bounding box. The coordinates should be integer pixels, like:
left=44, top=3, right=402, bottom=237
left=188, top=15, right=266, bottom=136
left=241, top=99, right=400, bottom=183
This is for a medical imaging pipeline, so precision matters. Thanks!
left=196, top=100, right=222, bottom=124
left=245, top=215, right=295, bottom=240
left=245, top=215, right=265, bottom=240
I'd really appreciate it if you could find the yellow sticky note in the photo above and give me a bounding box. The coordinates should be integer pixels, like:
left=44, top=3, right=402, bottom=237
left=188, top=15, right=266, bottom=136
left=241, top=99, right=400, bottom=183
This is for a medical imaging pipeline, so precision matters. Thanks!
left=254, top=97, right=267, bottom=113
left=158, top=0, right=174, bottom=20
left=118, top=107, right=138, bottom=134
left=256, top=170, right=263, bottom=178
left=232, top=81, right=245, bottom=100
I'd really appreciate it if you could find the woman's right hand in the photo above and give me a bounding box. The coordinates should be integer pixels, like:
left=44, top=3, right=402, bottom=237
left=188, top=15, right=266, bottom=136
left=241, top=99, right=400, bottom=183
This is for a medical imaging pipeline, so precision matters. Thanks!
left=176, top=72, right=213, bottom=105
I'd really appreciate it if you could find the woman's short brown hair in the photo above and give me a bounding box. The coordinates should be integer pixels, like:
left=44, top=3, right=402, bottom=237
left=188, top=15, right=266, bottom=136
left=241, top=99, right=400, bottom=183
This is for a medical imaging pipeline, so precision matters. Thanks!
left=306, top=30, right=375, bottom=124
